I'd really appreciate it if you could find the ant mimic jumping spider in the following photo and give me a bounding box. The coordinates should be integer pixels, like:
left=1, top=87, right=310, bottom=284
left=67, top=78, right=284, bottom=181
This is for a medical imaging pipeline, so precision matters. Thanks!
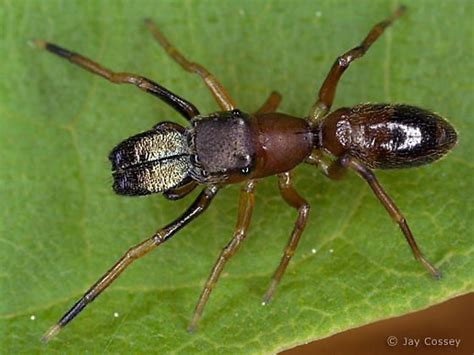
left=36, top=6, right=457, bottom=341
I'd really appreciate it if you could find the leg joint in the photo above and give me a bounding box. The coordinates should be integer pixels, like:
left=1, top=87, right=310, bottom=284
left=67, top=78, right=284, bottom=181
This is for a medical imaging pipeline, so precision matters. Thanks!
left=283, top=250, right=295, bottom=259
left=125, top=247, right=141, bottom=260
left=397, top=216, right=407, bottom=225
left=298, top=203, right=311, bottom=219
left=153, top=233, right=164, bottom=244
left=84, top=292, right=94, bottom=303
left=337, top=55, right=351, bottom=68
left=125, top=249, right=135, bottom=260
left=234, top=230, right=246, bottom=242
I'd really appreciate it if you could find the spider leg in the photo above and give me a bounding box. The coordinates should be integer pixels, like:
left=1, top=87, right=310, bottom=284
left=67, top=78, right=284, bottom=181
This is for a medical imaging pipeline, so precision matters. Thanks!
left=262, top=172, right=310, bottom=304
left=145, top=19, right=236, bottom=111
left=306, top=150, right=350, bottom=180
left=32, top=40, right=199, bottom=120
left=349, top=159, right=441, bottom=279
left=163, top=179, right=199, bottom=200
left=308, top=154, right=440, bottom=278
left=255, top=91, right=282, bottom=114
left=42, top=186, right=218, bottom=342
left=187, top=180, right=256, bottom=332
left=309, top=6, right=405, bottom=122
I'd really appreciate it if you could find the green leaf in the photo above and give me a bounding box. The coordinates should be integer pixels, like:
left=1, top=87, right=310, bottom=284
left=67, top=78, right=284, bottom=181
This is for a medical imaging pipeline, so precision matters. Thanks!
left=1, top=0, right=472, bottom=353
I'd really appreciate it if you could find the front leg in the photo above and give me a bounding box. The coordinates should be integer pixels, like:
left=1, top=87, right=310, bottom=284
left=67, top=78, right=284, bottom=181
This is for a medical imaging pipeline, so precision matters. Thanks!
left=42, top=186, right=218, bottom=342
left=33, top=40, right=200, bottom=120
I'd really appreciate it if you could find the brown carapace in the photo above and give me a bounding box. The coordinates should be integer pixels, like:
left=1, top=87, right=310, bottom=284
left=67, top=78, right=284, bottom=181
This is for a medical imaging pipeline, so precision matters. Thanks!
left=36, top=6, right=457, bottom=342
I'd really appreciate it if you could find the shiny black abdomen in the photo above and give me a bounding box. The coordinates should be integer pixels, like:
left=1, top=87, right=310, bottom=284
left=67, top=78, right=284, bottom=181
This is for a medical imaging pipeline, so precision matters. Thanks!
left=322, top=104, right=458, bottom=169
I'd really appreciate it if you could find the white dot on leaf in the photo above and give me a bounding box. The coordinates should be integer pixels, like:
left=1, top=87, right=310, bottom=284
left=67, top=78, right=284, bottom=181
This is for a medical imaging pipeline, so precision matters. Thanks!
left=30, top=315, right=36, bottom=321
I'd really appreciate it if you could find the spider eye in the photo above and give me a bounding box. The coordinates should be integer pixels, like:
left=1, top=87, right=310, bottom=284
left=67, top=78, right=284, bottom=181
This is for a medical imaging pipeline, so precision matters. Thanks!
left=240, top=167, right=251, bottom=175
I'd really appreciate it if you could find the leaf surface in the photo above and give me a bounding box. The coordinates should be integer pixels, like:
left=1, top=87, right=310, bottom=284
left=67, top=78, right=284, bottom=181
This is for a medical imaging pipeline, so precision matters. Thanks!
left=1, top=0, right=473, bottom=353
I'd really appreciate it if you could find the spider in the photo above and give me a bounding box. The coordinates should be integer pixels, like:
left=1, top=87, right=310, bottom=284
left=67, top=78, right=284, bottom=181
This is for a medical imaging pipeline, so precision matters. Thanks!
left=36, top=6, right=457, bottom=341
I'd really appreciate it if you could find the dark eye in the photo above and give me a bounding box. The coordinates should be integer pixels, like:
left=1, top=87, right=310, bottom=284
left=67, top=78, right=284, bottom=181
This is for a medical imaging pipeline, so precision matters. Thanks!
left=240, top=167, right=251, bottom=175
left=231, top=109, right=242, bottom=117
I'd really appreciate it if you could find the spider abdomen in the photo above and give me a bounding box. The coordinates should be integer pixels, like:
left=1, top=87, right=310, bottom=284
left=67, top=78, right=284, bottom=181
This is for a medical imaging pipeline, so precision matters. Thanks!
left=320, top=104, right=458, bottom=169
